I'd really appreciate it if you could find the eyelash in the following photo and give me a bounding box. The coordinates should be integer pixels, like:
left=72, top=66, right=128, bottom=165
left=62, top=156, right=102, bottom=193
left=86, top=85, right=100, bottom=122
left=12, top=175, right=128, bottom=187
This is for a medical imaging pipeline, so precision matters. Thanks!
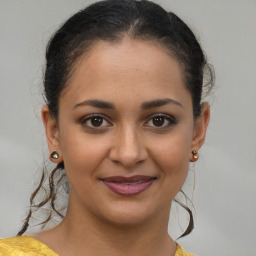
left=80, top=114, right=177, bottom=130
left=80, top=114, right=112, bottom=129
left=145, top=114, right=177, bottom=129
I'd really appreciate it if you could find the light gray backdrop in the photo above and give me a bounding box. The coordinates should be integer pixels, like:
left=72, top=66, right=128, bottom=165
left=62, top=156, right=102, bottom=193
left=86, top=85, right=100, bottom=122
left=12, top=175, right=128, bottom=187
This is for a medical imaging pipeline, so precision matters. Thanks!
left=0, top=0, right=256, bottom=255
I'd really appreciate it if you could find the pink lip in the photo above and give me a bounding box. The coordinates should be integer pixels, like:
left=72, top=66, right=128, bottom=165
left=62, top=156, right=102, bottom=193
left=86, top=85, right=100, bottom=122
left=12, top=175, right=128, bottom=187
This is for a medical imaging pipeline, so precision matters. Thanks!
left=101, top=175, right=156, bottom=196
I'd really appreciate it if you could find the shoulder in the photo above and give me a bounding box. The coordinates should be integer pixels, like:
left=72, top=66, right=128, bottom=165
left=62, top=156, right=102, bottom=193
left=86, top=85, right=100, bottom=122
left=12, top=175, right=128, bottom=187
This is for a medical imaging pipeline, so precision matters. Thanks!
left=0, top=237, right=194, bottom=256
left=0, top=236, right=58, bottom=256
left=175, top=243, right=195, bottom=256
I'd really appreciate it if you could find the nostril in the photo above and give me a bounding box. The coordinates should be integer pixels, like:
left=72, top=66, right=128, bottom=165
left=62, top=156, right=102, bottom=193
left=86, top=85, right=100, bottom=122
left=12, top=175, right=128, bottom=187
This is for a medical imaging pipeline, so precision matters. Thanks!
left=109, top=150, right=147, bottom=168
left=108, top=130, right=148, bottom=167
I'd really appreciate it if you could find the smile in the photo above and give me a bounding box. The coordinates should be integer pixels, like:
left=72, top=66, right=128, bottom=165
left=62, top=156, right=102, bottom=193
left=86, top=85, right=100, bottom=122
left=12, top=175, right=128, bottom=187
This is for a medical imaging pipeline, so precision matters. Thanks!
left=101, top=175, right=157, bottom=196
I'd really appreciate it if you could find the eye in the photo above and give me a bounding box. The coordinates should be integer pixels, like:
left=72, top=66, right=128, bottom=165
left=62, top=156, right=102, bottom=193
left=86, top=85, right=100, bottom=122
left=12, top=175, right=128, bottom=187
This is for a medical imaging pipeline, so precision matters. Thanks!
left=81, top=115, right=111, bottom=129
left=145, top=114, right=176, bottom=129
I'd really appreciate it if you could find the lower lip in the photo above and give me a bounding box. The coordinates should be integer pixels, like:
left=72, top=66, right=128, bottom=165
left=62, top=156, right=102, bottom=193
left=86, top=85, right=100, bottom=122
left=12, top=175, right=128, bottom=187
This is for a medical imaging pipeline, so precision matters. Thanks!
left=102, top=179, right=155, bottom=196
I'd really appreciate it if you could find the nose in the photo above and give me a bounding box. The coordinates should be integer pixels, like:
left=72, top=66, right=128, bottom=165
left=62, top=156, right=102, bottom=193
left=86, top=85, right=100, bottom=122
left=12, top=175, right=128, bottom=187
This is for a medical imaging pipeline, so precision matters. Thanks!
left=108, top=125, right=148, bottom=168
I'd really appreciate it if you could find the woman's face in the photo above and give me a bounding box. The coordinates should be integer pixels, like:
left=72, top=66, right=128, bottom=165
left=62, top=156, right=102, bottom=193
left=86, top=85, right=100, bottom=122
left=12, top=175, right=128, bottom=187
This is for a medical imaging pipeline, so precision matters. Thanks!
left=43, top=37, right=209, bottom=225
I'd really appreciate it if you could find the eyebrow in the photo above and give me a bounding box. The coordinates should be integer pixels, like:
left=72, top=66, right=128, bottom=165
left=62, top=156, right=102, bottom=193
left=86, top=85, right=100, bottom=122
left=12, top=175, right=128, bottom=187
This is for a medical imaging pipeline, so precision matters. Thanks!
left=141, top=98, right=183, bottom=109
left=74, top=99, right=115, bottom=109
left=73, top=98, right=183, bottom=110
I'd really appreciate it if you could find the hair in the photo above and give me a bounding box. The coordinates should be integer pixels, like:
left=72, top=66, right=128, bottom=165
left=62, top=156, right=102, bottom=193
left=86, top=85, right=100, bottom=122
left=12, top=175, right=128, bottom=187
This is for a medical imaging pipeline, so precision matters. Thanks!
left=18, top=0, right=214, bottom=238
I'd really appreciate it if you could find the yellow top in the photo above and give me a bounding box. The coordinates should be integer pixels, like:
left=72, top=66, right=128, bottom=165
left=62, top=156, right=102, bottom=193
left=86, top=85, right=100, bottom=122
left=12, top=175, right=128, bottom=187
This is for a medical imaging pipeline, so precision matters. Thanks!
left=0, top=236, right=195, bottom=256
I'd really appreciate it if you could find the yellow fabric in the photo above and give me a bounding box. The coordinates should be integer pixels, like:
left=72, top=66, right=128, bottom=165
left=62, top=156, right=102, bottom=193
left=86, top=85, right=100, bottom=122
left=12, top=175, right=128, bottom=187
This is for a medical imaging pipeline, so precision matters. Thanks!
left=0, top=236, right=194, bottom=256
left=175, top=243, right=195, bottom=256
left=0, top=236, right=58, bottom=256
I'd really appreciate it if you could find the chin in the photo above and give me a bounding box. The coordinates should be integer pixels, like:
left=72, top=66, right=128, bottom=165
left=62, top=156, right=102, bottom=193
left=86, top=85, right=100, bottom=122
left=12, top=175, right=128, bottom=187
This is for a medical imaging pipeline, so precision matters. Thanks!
left=95, top=200, right=167, bottom=227
left=101, top=212, right=150, bottom=227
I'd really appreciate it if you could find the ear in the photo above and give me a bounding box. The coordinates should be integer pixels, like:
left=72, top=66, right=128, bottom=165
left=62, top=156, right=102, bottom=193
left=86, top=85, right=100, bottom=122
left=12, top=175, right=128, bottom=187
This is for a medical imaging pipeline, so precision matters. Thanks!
left=41, top=105, right=63, bottom=163
left=191, top=102, right=210, bottom=152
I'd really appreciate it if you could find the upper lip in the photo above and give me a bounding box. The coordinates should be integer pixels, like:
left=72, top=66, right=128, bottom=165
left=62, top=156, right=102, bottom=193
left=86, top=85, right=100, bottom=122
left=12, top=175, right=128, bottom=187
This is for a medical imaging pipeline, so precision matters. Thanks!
left=101, top=175, right=156, bottom=183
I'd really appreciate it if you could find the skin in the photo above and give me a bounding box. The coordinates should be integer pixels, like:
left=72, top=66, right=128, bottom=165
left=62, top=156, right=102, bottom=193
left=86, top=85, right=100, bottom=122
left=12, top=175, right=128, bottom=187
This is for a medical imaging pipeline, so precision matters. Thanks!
left=38, top=37, right=210, bottom=256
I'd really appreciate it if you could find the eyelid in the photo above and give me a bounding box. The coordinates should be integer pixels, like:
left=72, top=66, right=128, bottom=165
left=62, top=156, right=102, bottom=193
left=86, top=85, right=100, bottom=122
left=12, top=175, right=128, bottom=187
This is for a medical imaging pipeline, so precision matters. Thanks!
left=144, top=113, right=177, bottom=128
left=79, top=113, right=176, bottom=130
left=80, top=114, right=112, bottom=129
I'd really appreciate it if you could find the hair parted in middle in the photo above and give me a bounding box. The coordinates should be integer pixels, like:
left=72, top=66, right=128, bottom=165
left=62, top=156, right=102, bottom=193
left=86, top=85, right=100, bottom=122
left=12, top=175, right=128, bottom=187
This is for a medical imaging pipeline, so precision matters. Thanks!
left=18, top=0, right=214, bottom=238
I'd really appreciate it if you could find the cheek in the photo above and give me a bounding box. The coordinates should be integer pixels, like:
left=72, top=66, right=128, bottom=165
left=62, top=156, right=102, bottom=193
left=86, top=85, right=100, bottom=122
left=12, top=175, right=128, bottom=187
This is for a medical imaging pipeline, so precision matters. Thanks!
left=149, top=129, right=193, bottom=192
left=155, top=143, right=190, bottom=179
left=151, top=128, right=192, bottom=166
left=59, top=129, right=110, bottom=183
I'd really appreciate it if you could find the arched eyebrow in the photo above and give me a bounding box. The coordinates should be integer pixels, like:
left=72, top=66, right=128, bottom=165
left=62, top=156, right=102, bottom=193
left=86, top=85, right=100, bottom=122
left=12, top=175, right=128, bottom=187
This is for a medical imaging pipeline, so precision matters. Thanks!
left=73, top=98, right=183, bottom=109
left=141, top=98, right=183, bottom=109
left=74, top=99, right=115, bottom=109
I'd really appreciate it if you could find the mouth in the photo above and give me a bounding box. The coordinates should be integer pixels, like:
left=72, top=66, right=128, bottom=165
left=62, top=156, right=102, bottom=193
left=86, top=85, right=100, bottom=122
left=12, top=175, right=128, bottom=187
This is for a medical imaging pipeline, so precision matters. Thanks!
left=100, top=175, right=157, bottom=196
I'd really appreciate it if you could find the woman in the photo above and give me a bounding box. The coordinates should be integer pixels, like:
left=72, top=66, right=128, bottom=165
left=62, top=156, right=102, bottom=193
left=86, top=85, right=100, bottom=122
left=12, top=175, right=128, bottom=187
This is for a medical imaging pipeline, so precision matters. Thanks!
left=0, top=0, right=213, bottom=255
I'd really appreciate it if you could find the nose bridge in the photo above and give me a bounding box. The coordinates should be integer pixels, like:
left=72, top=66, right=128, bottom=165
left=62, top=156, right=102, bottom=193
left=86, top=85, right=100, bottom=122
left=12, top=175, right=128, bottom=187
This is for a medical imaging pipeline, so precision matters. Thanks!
left=109, top=123, right=147, bottom=167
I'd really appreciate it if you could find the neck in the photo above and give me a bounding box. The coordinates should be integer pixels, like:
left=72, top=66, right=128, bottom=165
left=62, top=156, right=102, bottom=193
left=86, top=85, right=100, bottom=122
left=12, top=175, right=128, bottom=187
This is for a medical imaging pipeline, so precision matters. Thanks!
left=37, top=196, right=176, bottom=256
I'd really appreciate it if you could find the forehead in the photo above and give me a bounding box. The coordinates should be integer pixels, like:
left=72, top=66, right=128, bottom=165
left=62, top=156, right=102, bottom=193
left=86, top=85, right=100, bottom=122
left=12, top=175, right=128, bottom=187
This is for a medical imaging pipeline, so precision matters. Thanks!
left=60, top=37, right=190, bottom=108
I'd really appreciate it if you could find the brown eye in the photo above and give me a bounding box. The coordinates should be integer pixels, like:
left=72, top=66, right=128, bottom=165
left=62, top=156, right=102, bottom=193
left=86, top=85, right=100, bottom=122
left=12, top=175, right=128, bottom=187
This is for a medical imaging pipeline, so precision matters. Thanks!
left=91, top=117, right=103, bottom=127
left=81, top=115, right=111, bottom=129
left=145, top=114, right=176, bottom=129
left=152, top=116, right=165, bottom=127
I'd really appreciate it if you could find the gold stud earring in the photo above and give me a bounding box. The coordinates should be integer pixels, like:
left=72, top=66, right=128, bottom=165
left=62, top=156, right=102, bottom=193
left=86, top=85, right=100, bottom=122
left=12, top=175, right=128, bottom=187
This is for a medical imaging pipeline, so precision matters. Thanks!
left=190, top=150, right=199, bottom=162
left=50, top=151, right=59, bottom=160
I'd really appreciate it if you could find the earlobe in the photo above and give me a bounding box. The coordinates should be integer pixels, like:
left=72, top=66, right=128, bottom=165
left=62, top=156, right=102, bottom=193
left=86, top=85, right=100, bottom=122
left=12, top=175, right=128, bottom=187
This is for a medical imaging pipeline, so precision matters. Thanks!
left=191, top=103, right=210, bottom=152
left=190, top=150, right=199, bottom=162
left=41, top=105, right=63, bottom=163
left=49, top=150, right=63, bottom=163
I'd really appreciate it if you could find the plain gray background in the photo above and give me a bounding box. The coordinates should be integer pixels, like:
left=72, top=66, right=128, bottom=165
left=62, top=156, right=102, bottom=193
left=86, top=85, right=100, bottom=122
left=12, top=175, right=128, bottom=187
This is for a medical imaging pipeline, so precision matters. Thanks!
left=0, top=0, right=256, bottom=255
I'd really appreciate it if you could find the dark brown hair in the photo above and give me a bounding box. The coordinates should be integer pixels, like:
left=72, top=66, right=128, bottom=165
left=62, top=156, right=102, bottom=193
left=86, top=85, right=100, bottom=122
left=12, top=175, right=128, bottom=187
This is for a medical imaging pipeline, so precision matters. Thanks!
left=18, top=0, right=214, bottom=238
